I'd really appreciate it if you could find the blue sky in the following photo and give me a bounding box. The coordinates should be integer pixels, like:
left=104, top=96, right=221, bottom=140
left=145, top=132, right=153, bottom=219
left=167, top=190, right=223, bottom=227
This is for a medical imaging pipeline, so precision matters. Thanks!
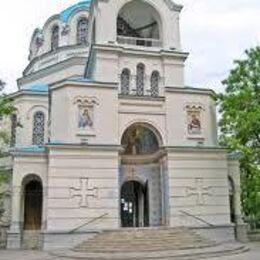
left=0, top=0, right=259, bottom=93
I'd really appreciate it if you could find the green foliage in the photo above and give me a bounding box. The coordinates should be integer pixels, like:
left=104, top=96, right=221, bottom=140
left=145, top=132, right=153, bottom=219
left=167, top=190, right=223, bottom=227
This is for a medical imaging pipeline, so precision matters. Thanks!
left=218, top=47, right=260, bottom=225
left=0, top=131, right=10, bottom=158
left=0, top=79, right=14, bottom=192
left=0, top=169, right=10, bottom=209
left=0, top=80, right=15, bottom=117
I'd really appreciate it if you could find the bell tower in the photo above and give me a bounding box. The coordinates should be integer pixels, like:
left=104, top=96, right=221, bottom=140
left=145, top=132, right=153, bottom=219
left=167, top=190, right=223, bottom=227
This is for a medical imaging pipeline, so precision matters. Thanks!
left=87, top=0, right=188, bottom=89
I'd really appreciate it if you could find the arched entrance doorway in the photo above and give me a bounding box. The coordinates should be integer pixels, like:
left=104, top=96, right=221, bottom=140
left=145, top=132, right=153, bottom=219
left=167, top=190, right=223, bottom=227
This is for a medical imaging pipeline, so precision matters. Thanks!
left=23, top=178, right=43, bottom=230
left=120, top=123, right=167, bottom=228
left=121, top=181, right=149, bottom=227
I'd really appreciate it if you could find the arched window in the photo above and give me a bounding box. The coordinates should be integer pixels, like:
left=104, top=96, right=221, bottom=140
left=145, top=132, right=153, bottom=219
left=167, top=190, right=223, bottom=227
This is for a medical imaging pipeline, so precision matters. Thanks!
left=136, top=63, right=145, bottom=96
left=121, top=69, right=131, bottom=95
left=77, top=18, right=88, bottom=45
left=51, top=25, right=59, bottom=51
left=150, top=71, right=160, bottom=97
left=32, top=112, right=45, bottom=146
left=10, top=114, right=17, bottom=147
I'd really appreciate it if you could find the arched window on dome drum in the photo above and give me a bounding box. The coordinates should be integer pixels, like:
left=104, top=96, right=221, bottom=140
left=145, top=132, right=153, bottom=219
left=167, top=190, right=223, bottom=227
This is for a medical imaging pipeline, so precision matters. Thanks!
left=32, top=112, right=45, bottom=146
left=136, top=63, right=145, bottom=96
left=77, top=18, right=88, bottom=45
left=51, top=26, right=59, bottom=51
left=150, top=71, right=160, bottom=97
left=121, top=69, right=130, bottom=95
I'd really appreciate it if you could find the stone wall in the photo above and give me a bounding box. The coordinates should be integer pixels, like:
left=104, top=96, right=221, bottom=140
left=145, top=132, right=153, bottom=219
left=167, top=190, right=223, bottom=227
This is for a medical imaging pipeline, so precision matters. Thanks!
left=0, top=168, right=12, bottom=249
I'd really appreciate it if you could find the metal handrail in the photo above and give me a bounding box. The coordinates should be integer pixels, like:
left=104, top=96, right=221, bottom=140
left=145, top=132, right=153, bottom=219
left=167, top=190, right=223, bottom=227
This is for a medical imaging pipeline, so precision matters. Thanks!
left=117, top=36, right=162, bottom=47
left=180, top=210, right=215, bottom=227
left=69, top=213, right=109, bottom=234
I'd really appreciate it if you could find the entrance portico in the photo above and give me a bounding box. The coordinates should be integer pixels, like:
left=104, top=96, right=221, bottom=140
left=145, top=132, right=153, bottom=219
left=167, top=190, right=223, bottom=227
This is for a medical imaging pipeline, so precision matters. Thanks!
left=120, top=123, right=167, bottom=227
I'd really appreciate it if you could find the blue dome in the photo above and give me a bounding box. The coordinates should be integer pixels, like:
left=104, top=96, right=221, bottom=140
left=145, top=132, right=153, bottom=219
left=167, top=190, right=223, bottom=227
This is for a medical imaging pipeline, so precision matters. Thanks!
left=60, top=1, right=92, bottom=23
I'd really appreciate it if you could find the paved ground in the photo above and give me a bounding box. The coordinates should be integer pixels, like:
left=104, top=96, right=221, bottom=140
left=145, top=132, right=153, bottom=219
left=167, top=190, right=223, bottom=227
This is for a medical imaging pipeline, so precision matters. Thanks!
left=0, top=242, right=259, bottom=260
left=208, top=242, right=260, bottom=260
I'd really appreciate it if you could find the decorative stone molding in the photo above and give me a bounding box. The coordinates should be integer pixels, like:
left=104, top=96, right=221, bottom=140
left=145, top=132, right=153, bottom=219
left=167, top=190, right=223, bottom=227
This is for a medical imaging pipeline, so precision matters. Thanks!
left=61, top=23, right=70, bottom=36
left=186, top=178, right=213, bottom=205
left=35, top=30, right=44, bottom=48
left=163, top=0, right=183, bottom=12
left=70, top=178, right=99, bottom=208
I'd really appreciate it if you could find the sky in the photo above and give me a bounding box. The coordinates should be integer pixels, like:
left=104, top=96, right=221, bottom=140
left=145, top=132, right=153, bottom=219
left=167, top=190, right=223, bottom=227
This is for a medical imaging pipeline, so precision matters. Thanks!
left=0, top=0, right=259, bottom=93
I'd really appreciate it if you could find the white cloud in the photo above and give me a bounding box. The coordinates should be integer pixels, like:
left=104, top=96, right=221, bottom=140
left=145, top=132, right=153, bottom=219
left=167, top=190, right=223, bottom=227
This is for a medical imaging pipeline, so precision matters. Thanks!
left=0, top=0, right=259, bottom=93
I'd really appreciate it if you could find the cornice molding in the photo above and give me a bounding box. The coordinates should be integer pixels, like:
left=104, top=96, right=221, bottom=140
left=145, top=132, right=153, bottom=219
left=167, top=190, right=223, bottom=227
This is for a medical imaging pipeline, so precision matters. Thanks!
left=165, top=86, right=216, bottom=98
left=49, top=78, right=118, bottom=91
left=18, top=57, right=86, bottom=87
left=47, top=143, right=123, bottom=152
left=24, top=44, right=88, bottom=76
left=8, top=90, right=48, bottom=99
left=93, top=43, right=189, bottom=60
left=165, top=146, right=227, bottom=154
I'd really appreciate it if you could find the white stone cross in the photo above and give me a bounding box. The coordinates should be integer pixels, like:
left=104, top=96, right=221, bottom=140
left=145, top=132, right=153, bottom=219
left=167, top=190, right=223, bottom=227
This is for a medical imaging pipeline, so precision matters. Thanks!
left=186, top=178, right=212, bottom=205
left=70, top=178, right=98, bottom=208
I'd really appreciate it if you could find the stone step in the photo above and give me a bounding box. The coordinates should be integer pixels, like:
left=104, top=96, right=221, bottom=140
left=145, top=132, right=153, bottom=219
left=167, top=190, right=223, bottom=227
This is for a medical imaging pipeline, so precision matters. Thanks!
left=88, top=238, right=205, bottom=242
left=75, top=245, right=214, bottom=253
left=73, top=227, right=215, bottom=254
left=51, top=243, right=249, bottom=260
left=80, top=238, right=206, bottom=245
left=76, top=240, right=212, bottom=248
left=92, top=234, right=203, bottom=240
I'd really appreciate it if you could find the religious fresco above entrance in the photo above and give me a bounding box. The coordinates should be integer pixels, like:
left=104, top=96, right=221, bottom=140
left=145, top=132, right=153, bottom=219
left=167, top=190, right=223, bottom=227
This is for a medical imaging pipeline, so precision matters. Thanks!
left=121, top=125, right=159, bottom=155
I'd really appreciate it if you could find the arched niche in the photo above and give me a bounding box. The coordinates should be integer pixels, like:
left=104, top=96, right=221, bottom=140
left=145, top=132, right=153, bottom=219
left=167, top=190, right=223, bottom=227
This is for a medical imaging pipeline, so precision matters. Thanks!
left=117, top=0, right=163, bottom=46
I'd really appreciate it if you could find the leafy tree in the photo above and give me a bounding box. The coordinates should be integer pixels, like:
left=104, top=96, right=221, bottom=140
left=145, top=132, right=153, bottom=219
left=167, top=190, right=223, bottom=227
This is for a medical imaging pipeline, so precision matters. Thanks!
left=218, top=47, right=260, bottom=228
left=0, top=79, right=14, bottom=218
left=0, top=79, right=14, bottom=156
left=0, top=80, right=15, bottom=118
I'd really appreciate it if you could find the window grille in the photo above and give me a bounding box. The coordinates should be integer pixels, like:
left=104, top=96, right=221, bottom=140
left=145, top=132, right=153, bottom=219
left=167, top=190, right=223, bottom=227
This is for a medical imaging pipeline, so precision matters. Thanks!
left=150, top=71, right=160, bottom=97
left=136, top=63, right=145, bottom=96
left=121, top=69, right=131, bottom=95
left=32, top=112, right=45, bottom=146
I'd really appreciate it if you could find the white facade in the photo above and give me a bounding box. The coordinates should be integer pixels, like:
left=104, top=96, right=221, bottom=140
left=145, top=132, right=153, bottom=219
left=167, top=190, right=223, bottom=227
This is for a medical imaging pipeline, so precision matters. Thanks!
left=4, top=0, right=245, bottom=250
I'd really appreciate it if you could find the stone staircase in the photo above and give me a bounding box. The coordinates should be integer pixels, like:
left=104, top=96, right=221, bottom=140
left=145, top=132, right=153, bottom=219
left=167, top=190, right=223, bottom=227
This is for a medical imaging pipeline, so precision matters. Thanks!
left=75, top=227, right=214, bottom=253
left=50, top=227, right=249, bottom=259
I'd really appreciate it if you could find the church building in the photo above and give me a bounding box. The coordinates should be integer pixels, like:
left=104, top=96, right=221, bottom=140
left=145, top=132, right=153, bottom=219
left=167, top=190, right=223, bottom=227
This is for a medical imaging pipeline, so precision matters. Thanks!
left=3, top=0, right=246, bottom=250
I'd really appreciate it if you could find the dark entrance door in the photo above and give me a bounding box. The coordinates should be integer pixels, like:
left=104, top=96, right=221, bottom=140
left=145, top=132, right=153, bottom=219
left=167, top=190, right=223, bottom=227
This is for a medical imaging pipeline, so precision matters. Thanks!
left=121, top=181, right=149, bottom=227
left=23, top=180, right=43, bottom=230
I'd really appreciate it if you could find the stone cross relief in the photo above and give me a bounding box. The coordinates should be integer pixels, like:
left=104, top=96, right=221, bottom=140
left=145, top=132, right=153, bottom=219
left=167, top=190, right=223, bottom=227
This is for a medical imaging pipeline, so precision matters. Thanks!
left=70, top=178, right=99, bottom=208
left=186, top=178, right=212, bottom=205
